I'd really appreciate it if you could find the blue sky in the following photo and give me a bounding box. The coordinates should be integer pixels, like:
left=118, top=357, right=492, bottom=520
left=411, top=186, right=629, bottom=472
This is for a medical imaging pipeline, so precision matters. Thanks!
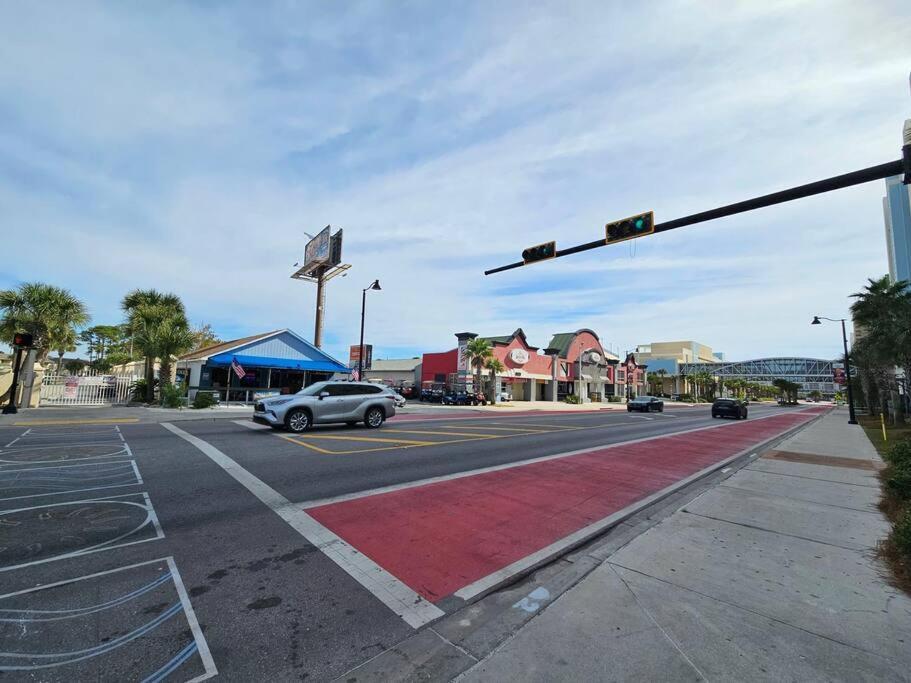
left=1, top=1, right=909, bottom=364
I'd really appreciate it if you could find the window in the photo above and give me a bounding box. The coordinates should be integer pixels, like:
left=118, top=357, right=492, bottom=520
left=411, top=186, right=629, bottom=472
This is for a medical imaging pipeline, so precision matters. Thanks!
left=434, top=373, right=446, bottom=382
left=324, top=384, right=348, bottom=396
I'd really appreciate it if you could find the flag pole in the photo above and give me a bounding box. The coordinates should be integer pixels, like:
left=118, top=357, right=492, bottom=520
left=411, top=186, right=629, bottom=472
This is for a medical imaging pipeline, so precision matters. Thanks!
left=226, top=357, right=232, bottom=406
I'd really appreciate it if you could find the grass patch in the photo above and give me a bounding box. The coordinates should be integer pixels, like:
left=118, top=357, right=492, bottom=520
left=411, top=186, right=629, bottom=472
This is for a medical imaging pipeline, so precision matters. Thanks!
left=860, top=418, right=911, bottom=596
left=858, top=415, right=911, bottom=457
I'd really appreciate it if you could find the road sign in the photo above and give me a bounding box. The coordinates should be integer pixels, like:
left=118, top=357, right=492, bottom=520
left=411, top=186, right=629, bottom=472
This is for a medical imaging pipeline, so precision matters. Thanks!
left=605, top=211, right=655, bottom=245
left=522, top=241, right=556, bottom=264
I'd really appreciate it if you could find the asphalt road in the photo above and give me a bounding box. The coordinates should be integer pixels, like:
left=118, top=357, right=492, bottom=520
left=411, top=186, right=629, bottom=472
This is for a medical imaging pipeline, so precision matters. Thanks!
left=0, top=403, right=813, bottom=681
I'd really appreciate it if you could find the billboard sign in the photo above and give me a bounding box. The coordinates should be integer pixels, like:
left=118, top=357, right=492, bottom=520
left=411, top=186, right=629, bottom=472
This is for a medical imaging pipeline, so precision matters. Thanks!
left=329, top=229, right=343, bottom=267
left=833, top=367, right=846, bottom=385
left=349, top=344, right=373, bottom=369
left=302, top=225, right=331, bottom=275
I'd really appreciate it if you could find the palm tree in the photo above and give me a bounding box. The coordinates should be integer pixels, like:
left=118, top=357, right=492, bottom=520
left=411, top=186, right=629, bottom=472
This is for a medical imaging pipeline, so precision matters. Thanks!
left=485, top=357, right=505, bottom=401
left=122, top=290, right=189, bottom=402
left=0, top=282, right=90, bottom=362
left=49, top=326, right=78, bottom=374
left=850, top=275, right=911, bottom=421
left=464, top=338, right=493, bottom=396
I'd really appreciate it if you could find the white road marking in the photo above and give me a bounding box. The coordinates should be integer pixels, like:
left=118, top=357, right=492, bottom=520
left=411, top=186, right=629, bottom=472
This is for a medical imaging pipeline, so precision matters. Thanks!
left=4, top=429, right=30, bottom=448
left=0, top=556, right=218, bottom=682
left=0, top=492, right=164, bottom=573
left=721, top=467, right=732, bottom=474
left=626, top=415, right=654, bottom=420
left=168, top=556, right=218, bottom=681
left=162, top=422, right=445, bottom=629
left=233, top=420, right=271, bottom=431
left=298, top=408, right=815, bottom=509
left=453, top=411, right=822, bottom=601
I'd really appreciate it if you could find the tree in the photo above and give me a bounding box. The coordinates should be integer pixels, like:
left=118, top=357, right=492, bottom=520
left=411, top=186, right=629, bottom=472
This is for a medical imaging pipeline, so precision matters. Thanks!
left=190, top=323, right=222, bottom=351
left=121, top=290, right=190, bottom=403
left=49, top=325, right=78, bottom=374
left=850, top=275, right=911, bottom=422
left=485, top=357, right=505, bottom=401
left=464, top=338, right=493, bottom=396
left=0, top=282, right=90, bottom=362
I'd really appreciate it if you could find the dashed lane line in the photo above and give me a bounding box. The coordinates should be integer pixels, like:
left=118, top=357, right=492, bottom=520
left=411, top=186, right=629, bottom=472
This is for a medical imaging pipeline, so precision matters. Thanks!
left=161, top=422, right=445, bottom=629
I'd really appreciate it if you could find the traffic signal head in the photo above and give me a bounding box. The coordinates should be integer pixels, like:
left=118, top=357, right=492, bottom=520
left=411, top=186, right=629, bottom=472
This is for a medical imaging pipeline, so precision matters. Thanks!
left=605, top=211, right=655, bottom=244
left=12, top=332, right=33, bottom=347
left=522, top=240, right=557, bottom=264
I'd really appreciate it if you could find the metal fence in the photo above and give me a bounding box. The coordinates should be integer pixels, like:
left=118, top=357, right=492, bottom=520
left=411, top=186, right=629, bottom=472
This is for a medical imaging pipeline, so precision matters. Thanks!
left=40, top=373, right=137, bottom=406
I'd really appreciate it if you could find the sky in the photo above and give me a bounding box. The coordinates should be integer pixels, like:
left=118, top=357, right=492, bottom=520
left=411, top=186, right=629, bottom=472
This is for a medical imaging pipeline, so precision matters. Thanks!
left=1, top=0, right=910, bottom=365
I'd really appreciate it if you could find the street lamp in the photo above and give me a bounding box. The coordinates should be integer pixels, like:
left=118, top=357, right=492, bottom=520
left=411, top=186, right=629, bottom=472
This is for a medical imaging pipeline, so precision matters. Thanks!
left=358, top=280, right=381, bottom=380
left=811, top=316, right=857, bottom=424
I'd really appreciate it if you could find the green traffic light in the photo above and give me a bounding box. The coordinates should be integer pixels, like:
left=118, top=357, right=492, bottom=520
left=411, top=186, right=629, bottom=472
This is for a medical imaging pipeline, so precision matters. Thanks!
left=634, top=218, right=644, bottom=230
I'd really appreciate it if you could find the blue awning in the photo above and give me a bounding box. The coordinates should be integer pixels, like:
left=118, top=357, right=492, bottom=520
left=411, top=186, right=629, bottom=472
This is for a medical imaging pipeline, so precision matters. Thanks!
left=207, top=353, right=350, bottom=373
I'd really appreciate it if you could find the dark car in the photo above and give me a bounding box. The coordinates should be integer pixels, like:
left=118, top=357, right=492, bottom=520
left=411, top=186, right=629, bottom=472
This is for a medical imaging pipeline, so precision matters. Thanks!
left=627, top=396, right=664, bottom=413
left=712, top=398, right=748, bottom=419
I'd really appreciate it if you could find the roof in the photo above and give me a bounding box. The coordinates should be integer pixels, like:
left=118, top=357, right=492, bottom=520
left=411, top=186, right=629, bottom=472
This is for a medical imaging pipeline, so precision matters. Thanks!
left=547, top=330, right=600, bottom=356
left=478, top=328, right=537, bottom=350
left=178, top=329, right=350, bottom=374
left=180, top=330, right=280, bottom=361
left=367, top=358, right=422, bottom=372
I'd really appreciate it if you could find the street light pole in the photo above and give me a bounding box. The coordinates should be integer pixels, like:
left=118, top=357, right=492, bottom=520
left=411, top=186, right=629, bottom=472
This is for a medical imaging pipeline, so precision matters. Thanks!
left=358, top=280, right=381, bottom=380
left=811, top=316, right=857, bottom=425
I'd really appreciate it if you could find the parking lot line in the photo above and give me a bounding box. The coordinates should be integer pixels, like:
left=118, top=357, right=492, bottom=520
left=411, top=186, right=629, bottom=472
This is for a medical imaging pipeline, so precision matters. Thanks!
left=287, top=434, right=435, bottom=446
left=434, top=424, right=574, bottom=433
left=161, top=422, right=445, bottom=628
left=11, top=418, right=140, bottom=426
left=383, top=428, right=511, bottom=438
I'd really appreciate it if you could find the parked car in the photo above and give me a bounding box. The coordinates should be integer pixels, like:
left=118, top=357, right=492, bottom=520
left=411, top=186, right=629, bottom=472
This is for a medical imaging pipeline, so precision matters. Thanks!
left=391, top=392, right=406, bottom=408
left=442, top=390, right=475, bottom=405
left=712, top=398, right=748, bottom=419
left=253, top=381, right=396, bottom=432
left=498, top=391, right=513, bottom=402
left=628, top=396, right=664, bottom=412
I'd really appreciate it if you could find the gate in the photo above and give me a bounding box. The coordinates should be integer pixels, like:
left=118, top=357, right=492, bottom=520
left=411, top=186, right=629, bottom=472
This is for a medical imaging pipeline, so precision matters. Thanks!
left=40, top=372, right=137, bottom=406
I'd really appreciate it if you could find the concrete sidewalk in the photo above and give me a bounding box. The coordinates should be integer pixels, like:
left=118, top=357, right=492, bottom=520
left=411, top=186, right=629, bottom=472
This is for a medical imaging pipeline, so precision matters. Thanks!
left=460, top=407, right=911, bottom=682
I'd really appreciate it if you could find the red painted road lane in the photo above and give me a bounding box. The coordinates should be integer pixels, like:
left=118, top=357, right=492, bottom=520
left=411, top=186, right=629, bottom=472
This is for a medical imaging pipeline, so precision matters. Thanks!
left=309, top=408, right=825, bottom=602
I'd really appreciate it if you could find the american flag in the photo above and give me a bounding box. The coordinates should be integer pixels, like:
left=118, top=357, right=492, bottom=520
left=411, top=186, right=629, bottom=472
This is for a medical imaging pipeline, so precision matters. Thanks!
left=350, top=368, right=360, bottom=381
left=231, top=358, right=246, bottom=380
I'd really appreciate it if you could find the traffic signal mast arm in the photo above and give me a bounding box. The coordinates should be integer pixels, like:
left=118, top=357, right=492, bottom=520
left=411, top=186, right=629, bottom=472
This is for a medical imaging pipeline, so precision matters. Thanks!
left=486, top=156, right=906, bottom=276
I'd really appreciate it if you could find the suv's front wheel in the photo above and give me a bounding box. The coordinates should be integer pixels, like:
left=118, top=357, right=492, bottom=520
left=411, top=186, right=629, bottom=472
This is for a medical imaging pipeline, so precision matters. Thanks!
left=286, top=408, right=311, bottom=433
left=364, top=406, right=385, bottom=429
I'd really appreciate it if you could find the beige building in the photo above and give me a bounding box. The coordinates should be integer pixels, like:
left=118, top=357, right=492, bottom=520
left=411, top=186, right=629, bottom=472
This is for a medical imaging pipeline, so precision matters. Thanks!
left=634, top=340, right=723, bottom=395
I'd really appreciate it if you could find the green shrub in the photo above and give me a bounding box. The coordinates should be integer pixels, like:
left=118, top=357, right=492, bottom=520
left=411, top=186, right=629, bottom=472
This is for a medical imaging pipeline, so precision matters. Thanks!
left=894, top=507, right=911, bottom=557
left=159, top=382, right=184, bottom=409
left=884, top=438, right=911, bottom=468
left=564, top=395, right=582, bottom=404
left=885, top=461, right=911, bottom=501
left=607, top=395, right=623, bottom=403
left=192, top=391, right=218, bottom=409
left=130, top=378, right=148, bottom=402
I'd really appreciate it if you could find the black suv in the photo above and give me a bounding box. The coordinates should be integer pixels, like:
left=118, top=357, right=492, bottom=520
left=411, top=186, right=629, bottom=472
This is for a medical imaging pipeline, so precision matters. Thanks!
left=712, top=398, right=748, bottom=419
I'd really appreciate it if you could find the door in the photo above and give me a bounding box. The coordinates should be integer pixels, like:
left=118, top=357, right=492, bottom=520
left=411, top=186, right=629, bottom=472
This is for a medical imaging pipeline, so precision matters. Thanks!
left=317, top=383, right=350, bottom=421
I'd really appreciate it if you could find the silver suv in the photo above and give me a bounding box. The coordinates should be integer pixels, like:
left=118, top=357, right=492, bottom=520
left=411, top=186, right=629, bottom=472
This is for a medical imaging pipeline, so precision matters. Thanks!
left=253, top=381, right=396, bottom=432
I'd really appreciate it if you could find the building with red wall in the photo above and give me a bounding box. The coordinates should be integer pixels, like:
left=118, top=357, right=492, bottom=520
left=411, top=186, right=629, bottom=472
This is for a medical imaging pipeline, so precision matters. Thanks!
left=421, top=329, right=643, bottom=403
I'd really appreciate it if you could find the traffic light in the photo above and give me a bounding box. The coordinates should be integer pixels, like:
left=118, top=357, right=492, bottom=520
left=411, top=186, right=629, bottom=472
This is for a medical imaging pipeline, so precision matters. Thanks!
left=522, top=240, right=556, bottom=264
left=12, top=332, right=33, bottom=347
left=605, top=211, right=655, bottom=245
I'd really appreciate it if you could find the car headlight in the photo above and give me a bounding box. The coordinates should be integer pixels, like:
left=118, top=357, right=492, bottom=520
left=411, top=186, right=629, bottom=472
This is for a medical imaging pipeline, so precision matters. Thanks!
left=267, top=398, right=294, bottom=406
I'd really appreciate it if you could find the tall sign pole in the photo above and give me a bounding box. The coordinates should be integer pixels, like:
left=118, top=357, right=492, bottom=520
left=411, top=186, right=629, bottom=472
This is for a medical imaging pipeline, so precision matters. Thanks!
left=314, top=265, right=327, bottom=348
left=291, top=227, right=350, bottom=349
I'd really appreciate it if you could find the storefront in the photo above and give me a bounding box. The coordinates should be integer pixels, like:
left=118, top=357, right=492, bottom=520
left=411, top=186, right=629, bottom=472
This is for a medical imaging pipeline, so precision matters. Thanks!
left=178, top=329, right=350, bottom=403
left=421, top=328, right=622, bottom=403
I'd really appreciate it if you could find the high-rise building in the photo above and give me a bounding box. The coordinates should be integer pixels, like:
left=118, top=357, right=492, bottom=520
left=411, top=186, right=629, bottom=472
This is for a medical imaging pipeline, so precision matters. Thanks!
left=882, top=175, right=911, bottom=285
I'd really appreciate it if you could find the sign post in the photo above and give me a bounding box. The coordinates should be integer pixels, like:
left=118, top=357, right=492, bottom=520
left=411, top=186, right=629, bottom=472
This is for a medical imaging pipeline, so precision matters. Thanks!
left=3, top=332, right=34, bottom=415
left=291, top=226, right=350, bottom=348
